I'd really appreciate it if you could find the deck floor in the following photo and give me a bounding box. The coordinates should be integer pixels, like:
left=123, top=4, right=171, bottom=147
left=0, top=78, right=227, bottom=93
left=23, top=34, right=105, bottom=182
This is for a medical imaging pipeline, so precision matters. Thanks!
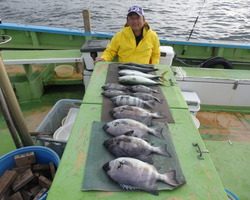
left=197, top=111, right=250, bottom=200
left=198, top=111, right=250, bottom=142
left=0, top=85, right=84, bottom=156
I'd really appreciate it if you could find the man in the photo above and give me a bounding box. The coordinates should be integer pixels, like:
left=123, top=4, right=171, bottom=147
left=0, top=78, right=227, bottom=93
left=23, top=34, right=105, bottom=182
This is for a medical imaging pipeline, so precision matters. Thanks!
left=97, top=5, right=160, bottom=64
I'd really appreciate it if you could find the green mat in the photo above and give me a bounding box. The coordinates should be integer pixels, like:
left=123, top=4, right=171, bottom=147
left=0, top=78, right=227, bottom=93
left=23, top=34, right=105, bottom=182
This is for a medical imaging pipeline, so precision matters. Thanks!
left=81, top=121, right=186, bottom=192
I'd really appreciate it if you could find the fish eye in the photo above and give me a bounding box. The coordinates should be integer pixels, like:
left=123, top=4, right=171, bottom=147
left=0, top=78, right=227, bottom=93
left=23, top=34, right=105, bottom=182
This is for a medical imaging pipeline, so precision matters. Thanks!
left=114, top=122, right=120, bottom=126
left=117, top=161, right=125, bottom=169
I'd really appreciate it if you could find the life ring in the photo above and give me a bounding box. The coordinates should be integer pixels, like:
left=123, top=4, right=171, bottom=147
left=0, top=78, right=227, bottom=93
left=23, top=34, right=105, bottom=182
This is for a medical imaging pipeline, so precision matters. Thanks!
left=200, top=57, right=233, bottom=69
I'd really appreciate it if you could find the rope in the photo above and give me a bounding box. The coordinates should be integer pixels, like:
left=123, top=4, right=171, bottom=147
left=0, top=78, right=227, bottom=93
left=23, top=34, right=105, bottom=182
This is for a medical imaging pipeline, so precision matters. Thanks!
left=187, top=0, right=206, bottom=41
left=0, top=35, right=12, bottom=45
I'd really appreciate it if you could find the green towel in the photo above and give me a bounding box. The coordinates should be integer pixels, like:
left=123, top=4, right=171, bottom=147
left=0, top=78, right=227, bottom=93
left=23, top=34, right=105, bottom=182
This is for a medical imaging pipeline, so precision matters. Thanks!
left=82, top=121, right=186, bottom=191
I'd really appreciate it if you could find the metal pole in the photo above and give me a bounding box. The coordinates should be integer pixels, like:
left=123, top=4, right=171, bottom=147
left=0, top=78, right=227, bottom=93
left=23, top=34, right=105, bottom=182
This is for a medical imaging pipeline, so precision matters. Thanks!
left=0, top=88, right=23, bottom=148
left=0, top=56, right=34, bottom=146
left=82, top=10, right=91, bottom=32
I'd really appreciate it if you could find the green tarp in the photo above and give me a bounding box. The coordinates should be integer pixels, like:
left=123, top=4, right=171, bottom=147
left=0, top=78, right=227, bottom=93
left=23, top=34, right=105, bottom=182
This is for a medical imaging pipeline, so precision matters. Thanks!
left=82, top=121, right=186, bottom=192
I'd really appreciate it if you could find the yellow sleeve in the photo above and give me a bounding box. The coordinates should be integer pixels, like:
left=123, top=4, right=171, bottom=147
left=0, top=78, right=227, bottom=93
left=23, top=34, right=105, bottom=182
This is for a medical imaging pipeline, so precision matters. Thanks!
left=101, top=33, right=120, bottom=61
left=150, top=33, right=160, bottom=64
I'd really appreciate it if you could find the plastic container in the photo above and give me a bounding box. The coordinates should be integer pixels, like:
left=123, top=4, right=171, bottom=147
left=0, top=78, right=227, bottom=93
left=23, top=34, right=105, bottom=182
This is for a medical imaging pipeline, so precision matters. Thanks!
left=181, top=91, right=201, bottom=115
left=35, top=99, right=82, bottom=157
left=53, top=122, right=74, bottom=142
left=63, top=108, right=79, bottom=125
left=0, top=146, right=60, bottom=200
left=54, top=65, right=74, bottom=78
left=160, top=46, right=175, bottom=66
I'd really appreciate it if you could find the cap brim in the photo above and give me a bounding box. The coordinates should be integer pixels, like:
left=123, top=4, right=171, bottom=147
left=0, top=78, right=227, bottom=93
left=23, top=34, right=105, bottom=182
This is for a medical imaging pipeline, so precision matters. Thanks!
left=127, top=11, right=143, bottom=16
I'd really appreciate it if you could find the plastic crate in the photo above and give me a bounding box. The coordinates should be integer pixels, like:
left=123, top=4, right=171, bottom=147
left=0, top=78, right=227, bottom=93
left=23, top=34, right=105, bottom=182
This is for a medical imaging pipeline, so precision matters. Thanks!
left=35, top=99, right=82, bottom=157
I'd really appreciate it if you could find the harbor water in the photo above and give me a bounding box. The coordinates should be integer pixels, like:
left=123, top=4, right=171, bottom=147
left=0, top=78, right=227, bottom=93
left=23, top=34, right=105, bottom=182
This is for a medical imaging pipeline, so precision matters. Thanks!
left=1, top=0, right=250, bottom=41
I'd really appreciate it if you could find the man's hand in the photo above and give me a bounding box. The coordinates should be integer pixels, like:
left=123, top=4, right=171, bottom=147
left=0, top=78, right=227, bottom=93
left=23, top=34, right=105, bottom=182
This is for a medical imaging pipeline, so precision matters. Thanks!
left=94, top=57, right=105, bottom=64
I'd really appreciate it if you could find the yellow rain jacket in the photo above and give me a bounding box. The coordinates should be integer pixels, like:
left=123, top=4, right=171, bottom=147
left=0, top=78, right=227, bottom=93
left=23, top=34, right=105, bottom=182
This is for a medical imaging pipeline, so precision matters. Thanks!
left=101, top=24, right=160, bottom=64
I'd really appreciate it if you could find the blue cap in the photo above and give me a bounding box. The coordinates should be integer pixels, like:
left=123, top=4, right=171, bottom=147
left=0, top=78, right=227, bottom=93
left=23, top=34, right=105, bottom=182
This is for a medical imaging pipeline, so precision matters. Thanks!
left=127, top=5, right=144, bottom=16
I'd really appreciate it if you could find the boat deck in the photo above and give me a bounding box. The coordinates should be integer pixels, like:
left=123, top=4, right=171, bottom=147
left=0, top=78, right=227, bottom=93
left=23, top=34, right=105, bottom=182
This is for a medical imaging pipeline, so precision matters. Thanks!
left=1, top=64, right=250, bottom=199
left=198, top=111, right=250, bottom=141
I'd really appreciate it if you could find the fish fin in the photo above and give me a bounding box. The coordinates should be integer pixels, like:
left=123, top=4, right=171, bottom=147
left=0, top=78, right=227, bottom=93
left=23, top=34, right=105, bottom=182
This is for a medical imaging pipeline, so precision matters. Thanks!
left=136, top=154, right=154, bottom=164
left=124, top=130, right=134, bottom=136
left=140, top=117, right=153, bottom=126
left=143, top=182, right=159, bottom=195
left=150, top=126, right=164, bottom=138
left=162, top=170, right=179, bottom=187
left=145, top=188, right=159, bottom=196
left=120, top=184, right=137, bottom=191
left=159, top=70, right=168, bottom=82
left=144, top=100, right=155, bottom=109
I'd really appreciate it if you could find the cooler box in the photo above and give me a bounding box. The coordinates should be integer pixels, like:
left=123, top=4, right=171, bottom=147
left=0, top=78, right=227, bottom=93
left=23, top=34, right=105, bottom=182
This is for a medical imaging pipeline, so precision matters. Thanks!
left=160, top=46, right=175, bottom=66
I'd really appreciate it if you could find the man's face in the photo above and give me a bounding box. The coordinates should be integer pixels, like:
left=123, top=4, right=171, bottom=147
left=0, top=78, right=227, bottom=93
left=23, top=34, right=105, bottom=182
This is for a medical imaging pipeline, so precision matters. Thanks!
left=127, top=13, right=145, bottom=32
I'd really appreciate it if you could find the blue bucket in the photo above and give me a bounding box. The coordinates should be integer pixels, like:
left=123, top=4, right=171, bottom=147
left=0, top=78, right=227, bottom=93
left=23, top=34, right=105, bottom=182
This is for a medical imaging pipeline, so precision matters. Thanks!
left=0, top=146, right=60, bottom=200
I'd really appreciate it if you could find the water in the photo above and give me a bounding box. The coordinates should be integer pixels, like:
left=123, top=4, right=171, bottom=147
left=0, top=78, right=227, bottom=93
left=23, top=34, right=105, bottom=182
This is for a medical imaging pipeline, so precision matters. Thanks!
left=1, top=0, right=250, bottom=42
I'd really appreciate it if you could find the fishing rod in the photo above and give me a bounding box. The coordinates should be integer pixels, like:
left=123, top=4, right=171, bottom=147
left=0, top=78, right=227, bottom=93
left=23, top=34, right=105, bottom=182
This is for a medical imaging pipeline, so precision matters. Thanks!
left=187, top=0, right=206, bottom=41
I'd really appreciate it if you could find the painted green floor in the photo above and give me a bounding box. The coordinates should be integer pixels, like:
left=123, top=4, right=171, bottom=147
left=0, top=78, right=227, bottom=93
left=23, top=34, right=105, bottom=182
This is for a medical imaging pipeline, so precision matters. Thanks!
left=204, top=140, right=250, bottom=200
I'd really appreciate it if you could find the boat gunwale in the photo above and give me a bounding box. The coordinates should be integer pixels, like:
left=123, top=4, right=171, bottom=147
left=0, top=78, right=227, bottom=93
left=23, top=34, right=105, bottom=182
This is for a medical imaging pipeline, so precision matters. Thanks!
left=1, top=22, right=250, bottom=49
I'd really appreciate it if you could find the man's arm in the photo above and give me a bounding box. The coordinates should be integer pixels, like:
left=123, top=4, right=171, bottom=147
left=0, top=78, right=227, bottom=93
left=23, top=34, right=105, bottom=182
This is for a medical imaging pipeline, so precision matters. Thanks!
left=101, top=33, right=120, bottom=61
left=150, top=33, right=160, bottom=64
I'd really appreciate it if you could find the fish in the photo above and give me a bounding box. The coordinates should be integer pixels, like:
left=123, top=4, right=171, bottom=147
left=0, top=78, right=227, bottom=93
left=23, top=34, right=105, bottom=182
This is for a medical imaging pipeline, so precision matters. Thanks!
left=103, top=118, right=163, bottom=139
left=102, top=90, right=129, bottom=98
left=130, top=85, right=159, bottom=93
left=132, top=92, right=161, bottom=103
left=118, top=65, right=158, bottom=73
left=118, top=69, right=161, bottom=79
left=103, top=135, right=171, bottom=164
left=103, top=157, right=179, bottom=195
left=102, top=83, right=128, bottom=91
left=119, top=69, right=168, bottom=81
left=119, top=75, right=163, bottom=86
left=111, top=95, right=155, bottom=109
left=111, top=105, right=165, bottom=125
left=123, top=62, right=154, bottom=68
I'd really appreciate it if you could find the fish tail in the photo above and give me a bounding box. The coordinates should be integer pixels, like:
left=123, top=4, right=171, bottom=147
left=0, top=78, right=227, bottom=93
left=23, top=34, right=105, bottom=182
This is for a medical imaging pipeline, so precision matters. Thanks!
left=152, top=112, right=165, bottom=119
left=149, top=126, right=163, bottom=138
left=153, top=96, right=161, bottom=103
left=144, top=100, right=155, bottom=109
left=155, top=144, right=171, bottom=157
left=160, top=170, right=179, bottom=187
left=152, top=89, right=160, bottom=94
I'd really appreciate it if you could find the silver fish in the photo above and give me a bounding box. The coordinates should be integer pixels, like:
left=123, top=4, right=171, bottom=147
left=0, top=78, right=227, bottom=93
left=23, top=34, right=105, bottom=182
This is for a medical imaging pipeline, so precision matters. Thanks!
left=103, top=118, right=163, bottom=138
left=130, top=85, right=159, bottom=93
left=123, top=62, right=154, bottom=68
left=118, top=65, right=158, bottom=73
left=132, top=92, right=161, bottom=103
left=102, top=90, right=128, bottom=98
left=111, top=105, right=164, bottom=125
left=103, top=135, right=171, bottom=164
left=103, top=157, right=179, bottom=195
left=119, top=69, right=161, bottom=79
left=102, top=83, right=128, bottom=91
left=111, top=95, right=154, bottom=109
left=119, top=75, right=163, bottom=86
